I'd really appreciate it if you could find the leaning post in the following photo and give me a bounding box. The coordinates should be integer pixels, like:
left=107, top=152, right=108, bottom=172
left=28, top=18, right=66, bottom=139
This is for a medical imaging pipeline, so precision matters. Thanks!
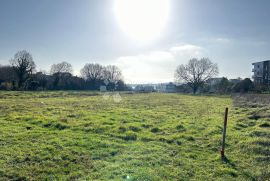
left=221, top=107, right=229, bottom=159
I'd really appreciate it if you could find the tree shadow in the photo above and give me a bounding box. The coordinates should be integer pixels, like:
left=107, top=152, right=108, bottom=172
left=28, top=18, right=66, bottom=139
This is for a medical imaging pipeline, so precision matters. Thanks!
left=221, top=156, right=236, bottom=168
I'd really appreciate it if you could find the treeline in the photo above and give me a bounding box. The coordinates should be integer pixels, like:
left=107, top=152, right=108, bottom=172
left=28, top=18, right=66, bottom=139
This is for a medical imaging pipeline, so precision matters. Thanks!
left=0, top=50, right=129, bottom=91
left=174, top=58, right=269, bottom=94
left=177, top=77, right=267, bottom=94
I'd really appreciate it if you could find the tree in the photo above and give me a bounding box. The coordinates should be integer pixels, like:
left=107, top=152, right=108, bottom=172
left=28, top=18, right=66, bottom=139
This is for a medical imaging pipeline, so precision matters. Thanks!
left=80, top=63, right=104, bottom=90
left=115, top=79, right=127, bottom=91
left=0, top=65, right=17, bottom=90
left=34, top=72, right=48, bottom=90
left=217, top=77, right=231, bottom=93
left=232, top=78, right=253, bottom=93
left=81, top=63, right=104, bottom=81
left=50, top=62, right=73, bottom=89
left=0, top=65, right=17, bottom=82
left=10, top=50, right=36, bottom=89
left=50, top=61, right=73, bottom=75
left=103, top=65, right=123, bottom=90
left=103, top=65, right=122, bottom=82
left=175, top=58, right=219, bottom=94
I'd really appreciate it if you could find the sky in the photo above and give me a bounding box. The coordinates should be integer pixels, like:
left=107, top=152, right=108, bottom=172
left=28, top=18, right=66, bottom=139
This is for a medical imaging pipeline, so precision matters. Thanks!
left=0, top=0, right=270, bottom=83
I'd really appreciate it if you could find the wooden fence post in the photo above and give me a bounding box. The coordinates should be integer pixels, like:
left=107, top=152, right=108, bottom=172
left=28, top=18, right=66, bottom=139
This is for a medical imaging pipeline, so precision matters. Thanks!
left=221, top=107, right=229, bottom=159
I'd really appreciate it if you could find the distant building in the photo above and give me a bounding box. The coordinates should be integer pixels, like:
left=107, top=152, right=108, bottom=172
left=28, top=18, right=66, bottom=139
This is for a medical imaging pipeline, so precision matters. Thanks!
left=205, top=78, right=223, bottom=93
left=229, top=78, right=242, bottom=84
left=206, top=78, right=223, bottom=86
left=165, top=82, right=176, bottom=93
left=252, top=60, right=270, bottom=85
left=134, top=85, right=155, bottom=92
left=155, top=84, right=165, bottom=92
left=155, top=82, right=176, bottom=93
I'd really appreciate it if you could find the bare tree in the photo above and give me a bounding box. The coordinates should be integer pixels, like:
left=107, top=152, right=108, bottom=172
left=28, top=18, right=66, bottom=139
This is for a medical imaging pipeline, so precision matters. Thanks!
left=103, top=65, right=122, bottom=83
left=10, top=50, right=36, bottom=88
left=102, top=65, right=123, bottom=91
left=80, top=63, right=104, bottom=81
left=50, top=61, right=73, bottom=75
left=175, top=58, right=219, bottom=94
left=50, top=61, right=73, bottom=89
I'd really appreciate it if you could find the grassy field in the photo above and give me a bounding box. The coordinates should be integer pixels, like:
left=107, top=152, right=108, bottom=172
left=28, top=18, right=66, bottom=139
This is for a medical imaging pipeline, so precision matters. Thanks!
left=0, top=91, right=269, bottom=180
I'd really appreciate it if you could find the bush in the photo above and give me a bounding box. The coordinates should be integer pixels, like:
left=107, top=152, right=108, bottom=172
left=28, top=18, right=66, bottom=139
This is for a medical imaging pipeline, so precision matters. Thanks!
left=151, top=127, right=160, bottom=133
left=122, top=132, right=137, bottom=141
left=232, top=78, right=254, bottom=93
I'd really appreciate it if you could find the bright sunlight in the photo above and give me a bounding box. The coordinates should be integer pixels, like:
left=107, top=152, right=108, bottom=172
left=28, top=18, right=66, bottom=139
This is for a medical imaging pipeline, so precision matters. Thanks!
left=114, top=0, right=170, bottom=44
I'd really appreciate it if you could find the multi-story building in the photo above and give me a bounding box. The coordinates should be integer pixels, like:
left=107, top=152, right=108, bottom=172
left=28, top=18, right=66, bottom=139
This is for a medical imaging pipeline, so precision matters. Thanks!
left=252, top=60, right=270, bottom=85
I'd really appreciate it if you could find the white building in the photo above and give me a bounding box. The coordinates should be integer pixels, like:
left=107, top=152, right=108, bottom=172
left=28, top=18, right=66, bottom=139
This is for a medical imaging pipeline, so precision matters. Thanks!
left=252, top=60, right=270, bottom=85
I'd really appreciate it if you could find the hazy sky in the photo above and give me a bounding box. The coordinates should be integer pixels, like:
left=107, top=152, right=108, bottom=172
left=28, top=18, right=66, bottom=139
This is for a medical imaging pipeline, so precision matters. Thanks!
left=0, top=0, right=270, bottom=83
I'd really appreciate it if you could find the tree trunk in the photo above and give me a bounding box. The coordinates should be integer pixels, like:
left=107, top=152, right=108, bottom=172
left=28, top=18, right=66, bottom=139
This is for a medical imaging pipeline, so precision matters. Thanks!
left=193, top=86, right=197, bottom=94
left=193, top=87, right=197, bottom=94
left=18, top=77, right=23, bottom=89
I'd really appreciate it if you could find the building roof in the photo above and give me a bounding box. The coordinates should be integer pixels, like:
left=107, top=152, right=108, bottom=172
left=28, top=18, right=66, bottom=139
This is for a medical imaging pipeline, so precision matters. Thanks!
left=252, top=60, right=270, bottom=65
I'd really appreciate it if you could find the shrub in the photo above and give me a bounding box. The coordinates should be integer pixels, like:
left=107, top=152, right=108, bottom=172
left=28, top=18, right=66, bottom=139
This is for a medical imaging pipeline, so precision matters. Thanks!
left=151, top=127, right=160, bottom=133
left=176, top=124, right=186, bottom=132
left=118, top=126, right=127, bottom=133
left=55, top=123, right=69, bottom=130
left=123, top=132, right=137, bottom=141
left=129, top=126, right=141, bottom=132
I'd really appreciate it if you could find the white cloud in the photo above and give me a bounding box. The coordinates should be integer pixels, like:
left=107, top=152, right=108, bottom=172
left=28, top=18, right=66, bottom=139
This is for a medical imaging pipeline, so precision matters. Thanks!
left=170, top=44, right=203, bottom=57
left=114, top=44, right=204, bottom=83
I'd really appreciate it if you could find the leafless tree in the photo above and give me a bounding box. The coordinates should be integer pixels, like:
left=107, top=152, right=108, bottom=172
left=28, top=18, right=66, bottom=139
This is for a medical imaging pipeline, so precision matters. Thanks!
left=103, top=65, right=122, bottom=83
left=50, top=61, right=73, bottom=75
left=175, top=58, right=219, bottom=94
left=10, top=50, right=36, bottom=88
left=50, top=61, right=73, bottom=89
left=80, top=63, right=104, bottom=81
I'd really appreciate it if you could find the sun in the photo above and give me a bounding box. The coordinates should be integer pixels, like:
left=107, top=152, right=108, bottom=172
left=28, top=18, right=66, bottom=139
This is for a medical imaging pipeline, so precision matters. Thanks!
left=114, top=0, right=170, bottom=44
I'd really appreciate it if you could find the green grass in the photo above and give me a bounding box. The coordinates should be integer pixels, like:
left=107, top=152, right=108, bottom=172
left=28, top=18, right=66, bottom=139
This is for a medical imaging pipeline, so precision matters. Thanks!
left=0, top=91, right=269, bottom=180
